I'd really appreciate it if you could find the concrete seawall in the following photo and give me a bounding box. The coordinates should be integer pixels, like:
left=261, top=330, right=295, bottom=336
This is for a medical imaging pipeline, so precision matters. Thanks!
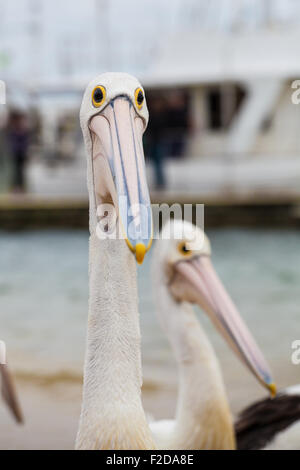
left=1, top=193, right=300, bottom=230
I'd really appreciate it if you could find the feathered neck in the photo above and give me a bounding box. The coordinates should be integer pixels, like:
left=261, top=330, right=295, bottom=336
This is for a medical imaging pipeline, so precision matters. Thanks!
left=153, top=269, right=236, bottom=450
left=76, top=234, right=155, bottom=450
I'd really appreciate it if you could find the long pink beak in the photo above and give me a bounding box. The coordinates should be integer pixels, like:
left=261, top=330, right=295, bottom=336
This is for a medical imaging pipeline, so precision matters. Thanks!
left=176, top=256, right=276, bottom=396
left=89, top=97, right=152, bottom=264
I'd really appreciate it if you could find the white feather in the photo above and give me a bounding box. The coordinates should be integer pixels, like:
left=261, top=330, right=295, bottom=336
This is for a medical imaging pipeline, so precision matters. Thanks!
left=284, top=384, right=300, bottom=396
left=264, top=421, right=300, bottom=450
left=150, top=420, right=176, bottom=448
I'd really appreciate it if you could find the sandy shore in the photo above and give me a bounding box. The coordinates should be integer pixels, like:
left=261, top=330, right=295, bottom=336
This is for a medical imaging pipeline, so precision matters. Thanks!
left=0, top=378, right=179, bottom=450
left=0, top=380, right=81, bottom=450
left=0, top=356, right=297, bottom=449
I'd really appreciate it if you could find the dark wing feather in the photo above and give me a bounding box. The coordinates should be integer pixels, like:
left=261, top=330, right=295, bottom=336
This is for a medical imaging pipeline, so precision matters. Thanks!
left=0, top=364, right=24, bottom=424
left=235, top=392, right=300, bottom=450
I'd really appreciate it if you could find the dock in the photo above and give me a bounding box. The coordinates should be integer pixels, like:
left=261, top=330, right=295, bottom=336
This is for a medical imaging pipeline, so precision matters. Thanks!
left=1, top=192, right=300, bottom=230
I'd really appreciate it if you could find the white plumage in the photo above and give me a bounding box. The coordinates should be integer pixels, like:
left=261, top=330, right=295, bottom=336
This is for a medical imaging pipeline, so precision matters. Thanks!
left=76, top=73, right=154, bottom=450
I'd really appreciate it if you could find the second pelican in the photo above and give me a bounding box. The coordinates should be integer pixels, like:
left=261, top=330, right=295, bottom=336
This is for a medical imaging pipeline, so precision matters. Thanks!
left=150, top=220, right=275, bottom=450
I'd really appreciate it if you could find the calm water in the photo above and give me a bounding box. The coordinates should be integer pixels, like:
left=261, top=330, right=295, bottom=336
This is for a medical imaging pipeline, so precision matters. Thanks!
left=0, top=229, right=300, bottom=409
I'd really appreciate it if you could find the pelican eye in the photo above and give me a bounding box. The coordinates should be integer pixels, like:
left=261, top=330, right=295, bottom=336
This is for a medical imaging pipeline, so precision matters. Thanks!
left=135, top=88, right=144, bottom=109
left=177, top=242, right=191, bottom=256
left=92, top=86, right=106, bottom=108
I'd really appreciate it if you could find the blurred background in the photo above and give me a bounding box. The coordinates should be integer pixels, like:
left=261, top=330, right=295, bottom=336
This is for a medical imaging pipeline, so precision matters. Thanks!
left=1, top=0, right=300, bottom=449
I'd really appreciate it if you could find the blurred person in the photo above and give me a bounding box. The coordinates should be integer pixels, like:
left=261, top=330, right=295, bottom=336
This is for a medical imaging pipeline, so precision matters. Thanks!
left=0, top=109, right=10, bottom=192
left=166, top=90, right=188, bottom=158
left=147, top=95, right=167, bottom=189
left=7, top=110, right=30, bottom=193
left=0, top=126, right=7, bottom=172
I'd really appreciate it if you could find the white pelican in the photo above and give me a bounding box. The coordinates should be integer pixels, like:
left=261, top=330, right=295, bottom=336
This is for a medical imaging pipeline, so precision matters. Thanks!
left=75, top=73, right=155, bottom=450
left=150, top=220, right=275, bottom=450
left=1, top=363, right=23, bottom=424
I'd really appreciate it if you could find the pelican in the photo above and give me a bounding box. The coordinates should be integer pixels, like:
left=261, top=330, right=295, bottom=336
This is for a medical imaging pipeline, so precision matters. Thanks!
left=75, top=73, right=155, bottom=450
left=149, top=220, right=275, bottom=450
left=236, top=385, right=300, bottom=450
left=0, top=362, right=23, bottom=424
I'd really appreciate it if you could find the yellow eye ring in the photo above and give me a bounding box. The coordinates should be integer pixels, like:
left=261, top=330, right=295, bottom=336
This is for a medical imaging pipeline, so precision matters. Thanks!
left=92, top=85, right=106, bottom=108
left=177, top=241, right=191, bottom=256
left=135, top=88, right=144, bottom=110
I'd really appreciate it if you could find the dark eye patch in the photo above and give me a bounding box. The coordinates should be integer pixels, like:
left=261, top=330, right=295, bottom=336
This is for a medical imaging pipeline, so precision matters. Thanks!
left=137, top=91, right=144, bottom=105
left=93, top=88, right=104, bottom=103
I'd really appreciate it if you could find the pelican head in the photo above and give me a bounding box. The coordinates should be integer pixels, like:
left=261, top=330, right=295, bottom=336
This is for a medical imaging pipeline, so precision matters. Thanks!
left=155, top=219, right=276, bottom=396
left=80, top=72, right=152, bottom=264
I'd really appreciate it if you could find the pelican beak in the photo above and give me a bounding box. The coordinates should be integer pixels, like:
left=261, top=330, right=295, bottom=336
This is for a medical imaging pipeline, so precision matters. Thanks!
left=90, top=96, right=152, bottom=264
left=175, top=256, right=276, bottom=396
left=0, top=364, right=23, bottom=423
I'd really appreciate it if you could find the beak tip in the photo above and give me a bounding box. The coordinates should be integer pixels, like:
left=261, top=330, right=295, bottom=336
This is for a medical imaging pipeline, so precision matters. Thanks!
left=135, top=243, right=147, bottom=265
left=268, top=382, right=277, bottom=398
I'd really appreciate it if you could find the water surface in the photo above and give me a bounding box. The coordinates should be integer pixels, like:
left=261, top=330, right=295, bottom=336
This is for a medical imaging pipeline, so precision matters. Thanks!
left=0, top=228, right=299, bottom=413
